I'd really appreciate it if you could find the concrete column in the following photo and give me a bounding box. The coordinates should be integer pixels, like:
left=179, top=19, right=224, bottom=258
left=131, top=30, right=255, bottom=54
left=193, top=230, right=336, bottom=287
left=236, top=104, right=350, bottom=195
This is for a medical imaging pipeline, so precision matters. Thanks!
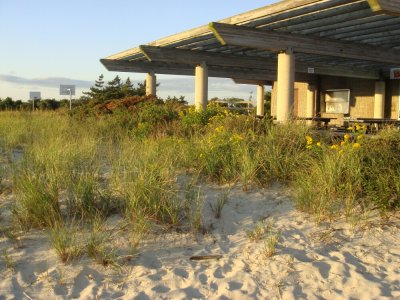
left=306, top=84, right=315, bottom=125
left=374, top=81, right=385, bottom=119
left=195, top=62, right=208, bottom=110
left=256, top=84, right=265, bottom=117
left=146, top=72, right=156, bottom=96
left=276, top=48, right=295, bottom=123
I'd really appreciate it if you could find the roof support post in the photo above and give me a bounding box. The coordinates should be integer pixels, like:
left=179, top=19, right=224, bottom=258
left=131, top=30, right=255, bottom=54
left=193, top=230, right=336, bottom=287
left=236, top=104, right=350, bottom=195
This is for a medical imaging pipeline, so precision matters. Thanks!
left=256, top=84, right=265, bottom=117
left=306, top=84, right=316, bottom=125
left=374, top=81, right=386, bottom=118
left=146, top=72, right=157, bottom=96
left=195, top=62, right=208, bottom=111
left=276, top=48, right=295, bottom=123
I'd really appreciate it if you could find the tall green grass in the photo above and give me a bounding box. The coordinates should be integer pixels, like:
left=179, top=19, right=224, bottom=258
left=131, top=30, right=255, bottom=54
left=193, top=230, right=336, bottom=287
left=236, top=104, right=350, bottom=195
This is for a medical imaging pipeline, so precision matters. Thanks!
left=294, top=128, right=400, bottom=222
left=0, top=106, right=398, bottom=253
left=111, top=139, right=183, bottom=225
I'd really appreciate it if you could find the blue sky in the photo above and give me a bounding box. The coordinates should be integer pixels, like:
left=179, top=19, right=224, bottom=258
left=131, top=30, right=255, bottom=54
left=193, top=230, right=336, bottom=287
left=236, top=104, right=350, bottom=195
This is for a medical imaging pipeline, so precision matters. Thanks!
left=0, top=0, right=274, bottom=103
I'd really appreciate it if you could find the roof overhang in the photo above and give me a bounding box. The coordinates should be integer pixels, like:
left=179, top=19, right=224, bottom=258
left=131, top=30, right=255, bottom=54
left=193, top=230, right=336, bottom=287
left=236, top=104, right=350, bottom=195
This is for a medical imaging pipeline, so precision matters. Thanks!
left=101, top=0, right=400, bottom=82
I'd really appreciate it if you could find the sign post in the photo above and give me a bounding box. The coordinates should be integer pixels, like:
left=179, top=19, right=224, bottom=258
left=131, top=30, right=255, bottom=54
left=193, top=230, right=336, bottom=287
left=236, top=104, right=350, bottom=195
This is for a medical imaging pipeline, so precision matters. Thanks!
left=60, top=85, right=76, bottom=110
left=29, top=92, right=41, bottom=112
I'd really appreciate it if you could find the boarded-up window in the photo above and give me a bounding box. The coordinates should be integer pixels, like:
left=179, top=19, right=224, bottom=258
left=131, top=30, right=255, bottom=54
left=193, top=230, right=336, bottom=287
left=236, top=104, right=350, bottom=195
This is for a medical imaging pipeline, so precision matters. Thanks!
left=325, top=89, right=350, bottom=114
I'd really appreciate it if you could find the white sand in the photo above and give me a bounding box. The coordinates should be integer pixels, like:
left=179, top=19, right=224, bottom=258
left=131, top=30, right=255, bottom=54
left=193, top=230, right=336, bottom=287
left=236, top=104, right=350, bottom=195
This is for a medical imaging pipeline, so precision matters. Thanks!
left=1, top=184, right=399, bottom=299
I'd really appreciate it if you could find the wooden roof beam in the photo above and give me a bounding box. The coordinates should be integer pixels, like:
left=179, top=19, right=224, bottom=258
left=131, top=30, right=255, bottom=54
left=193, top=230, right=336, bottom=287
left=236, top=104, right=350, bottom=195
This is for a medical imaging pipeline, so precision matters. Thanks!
left=139, top=45, right=276, bottom=69
left=233, top=79, right=271, bottom=85
left=139, top=45, right=380, bottom=79
left=368, top=0, right=400, bottom=16
left=100, top=59, right=278, bottom=81
left=210, top=22, right=400, bottom=65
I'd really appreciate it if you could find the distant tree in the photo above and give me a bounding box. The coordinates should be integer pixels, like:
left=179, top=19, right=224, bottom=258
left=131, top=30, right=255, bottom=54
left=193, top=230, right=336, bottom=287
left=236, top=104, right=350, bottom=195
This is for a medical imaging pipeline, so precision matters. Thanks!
left=133, top=81, right=146, bottom=97
left=15, top=100, right=22, bottom=110
left=95, top=73, right=105, bottom=89
left=264, top=90, right=271, bottom=116
left=104, top=75, right=124, bottom=100
left=165, top=95, right=187, bottom=105
left=121, top=77, right=135, bottom=97
left=83, top=74, right=106, bottom=101
left=37, top=99, right=60, bottom=110
left=224, top=97, right=245, bottom=103
left=0, top=97, right=15, bottom=111
left=82, top=75, right=151, bottom=102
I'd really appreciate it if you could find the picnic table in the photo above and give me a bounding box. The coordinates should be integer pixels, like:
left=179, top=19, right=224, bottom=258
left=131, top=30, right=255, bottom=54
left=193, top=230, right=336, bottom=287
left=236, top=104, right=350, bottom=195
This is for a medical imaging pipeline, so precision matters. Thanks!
left=354, top=118, right=400, bottom=130
left=296, top=117, right=337, bottom=128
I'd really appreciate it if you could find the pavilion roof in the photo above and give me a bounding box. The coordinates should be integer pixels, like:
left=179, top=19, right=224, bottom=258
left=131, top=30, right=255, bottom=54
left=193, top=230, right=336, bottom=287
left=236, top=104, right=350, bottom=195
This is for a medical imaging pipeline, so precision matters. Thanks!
left=101, top=0, right=400, bottom=83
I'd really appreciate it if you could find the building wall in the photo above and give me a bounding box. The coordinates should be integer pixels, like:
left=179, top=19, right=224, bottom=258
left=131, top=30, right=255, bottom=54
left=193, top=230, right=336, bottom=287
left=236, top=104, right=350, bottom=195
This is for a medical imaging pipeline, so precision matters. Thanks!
left=319, top=77, right=375, bottom=119
left=389, top=80, right=400, bottom=119
left=271, top=82, right=309, bottom=118
left=270, top=76, right=400, bottom=122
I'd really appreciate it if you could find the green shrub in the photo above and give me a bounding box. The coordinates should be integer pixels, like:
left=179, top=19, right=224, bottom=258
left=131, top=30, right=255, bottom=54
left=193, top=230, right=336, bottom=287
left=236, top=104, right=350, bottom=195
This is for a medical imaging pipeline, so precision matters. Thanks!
left=361, top=129, right=400, bottom=211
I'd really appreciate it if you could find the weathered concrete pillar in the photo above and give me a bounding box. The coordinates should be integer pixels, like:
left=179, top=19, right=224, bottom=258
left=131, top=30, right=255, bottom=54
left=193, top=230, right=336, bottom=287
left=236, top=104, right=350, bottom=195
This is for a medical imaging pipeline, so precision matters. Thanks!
left=306, top=84, right=315, bottom=125
left=146, top=72, right=156, bottom=96
left=374, top=81, right=385, bottom=119
left=276, top=48, right=295, bottom=123
left=195, top=62, right=208, bottom=110
left=256, top=84, right=265, bottom=117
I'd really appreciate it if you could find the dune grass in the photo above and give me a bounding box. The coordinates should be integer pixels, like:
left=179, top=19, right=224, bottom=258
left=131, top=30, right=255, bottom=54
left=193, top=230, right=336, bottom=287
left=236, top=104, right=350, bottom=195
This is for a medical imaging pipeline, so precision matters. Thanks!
left=0, top=106, right=399, bottom=263
left=50, top=223, right=83, bottom=264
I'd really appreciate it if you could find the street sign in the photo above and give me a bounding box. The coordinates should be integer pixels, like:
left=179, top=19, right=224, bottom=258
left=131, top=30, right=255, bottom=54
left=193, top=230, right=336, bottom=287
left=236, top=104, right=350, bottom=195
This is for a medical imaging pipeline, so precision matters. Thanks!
left=29, top=91, right=41, bottom=100
left=390, top=68, right=400, bottom=80
left=60, top=85, right=76, bottom=95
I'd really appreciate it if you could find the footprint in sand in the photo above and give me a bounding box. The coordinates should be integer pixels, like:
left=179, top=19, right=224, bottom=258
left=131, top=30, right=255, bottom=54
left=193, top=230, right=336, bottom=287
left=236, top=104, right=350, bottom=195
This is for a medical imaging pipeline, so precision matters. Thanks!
left=173, top=268, right=189, bottom=279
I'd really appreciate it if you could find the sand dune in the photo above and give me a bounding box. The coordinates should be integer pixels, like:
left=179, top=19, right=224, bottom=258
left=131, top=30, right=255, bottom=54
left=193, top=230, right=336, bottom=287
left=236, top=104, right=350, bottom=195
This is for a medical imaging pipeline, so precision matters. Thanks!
left=1, top=184, right=399, bottom=299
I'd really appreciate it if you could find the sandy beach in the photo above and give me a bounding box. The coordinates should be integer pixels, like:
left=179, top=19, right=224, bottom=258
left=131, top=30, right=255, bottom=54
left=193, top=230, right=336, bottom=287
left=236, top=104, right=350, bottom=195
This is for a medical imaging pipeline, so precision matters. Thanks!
left=1, top=183, right=399, bottom=299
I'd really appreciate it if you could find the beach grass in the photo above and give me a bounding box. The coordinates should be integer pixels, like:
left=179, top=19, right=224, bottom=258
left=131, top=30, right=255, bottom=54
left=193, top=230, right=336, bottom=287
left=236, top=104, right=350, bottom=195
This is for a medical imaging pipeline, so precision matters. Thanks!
left=0, top=106, right=399, bottom=263
left=50, top=223, right=83, bottom=264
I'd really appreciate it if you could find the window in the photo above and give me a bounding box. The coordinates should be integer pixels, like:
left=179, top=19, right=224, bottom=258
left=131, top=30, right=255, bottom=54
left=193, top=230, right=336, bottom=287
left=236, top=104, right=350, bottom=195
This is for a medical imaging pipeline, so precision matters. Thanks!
left=325, top=89, right=350, bottom=114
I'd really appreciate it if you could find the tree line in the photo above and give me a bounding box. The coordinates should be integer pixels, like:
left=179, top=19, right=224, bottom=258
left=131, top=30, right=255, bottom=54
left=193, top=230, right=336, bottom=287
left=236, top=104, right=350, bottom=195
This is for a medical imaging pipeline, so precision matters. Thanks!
left=0, top=74, right=271, bottom=111
left=0, top=75, right=147, bottom=111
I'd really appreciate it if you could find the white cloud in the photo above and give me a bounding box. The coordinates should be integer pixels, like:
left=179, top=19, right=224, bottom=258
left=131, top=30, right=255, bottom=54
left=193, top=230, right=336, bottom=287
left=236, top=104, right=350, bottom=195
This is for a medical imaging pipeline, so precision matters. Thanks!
left=0, top=74, right=92, bottom=89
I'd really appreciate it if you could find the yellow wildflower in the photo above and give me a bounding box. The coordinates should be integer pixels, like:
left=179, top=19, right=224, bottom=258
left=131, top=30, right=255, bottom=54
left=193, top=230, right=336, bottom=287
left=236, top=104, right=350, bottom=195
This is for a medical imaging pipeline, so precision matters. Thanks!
left=353, top=143, right=361, bottom=149
left=357, top=134, right=364, bottom=141
left=215, top=126, right=224, bottom=133
left=341, top=141, right=346, bottom=147
left=344, top=134, right=350, bottom=141
left=247, top=129, right=255, bottom=138
left=306, top=135, right=313, bottom=145
left=330, top=144, right=339, bottom=150
left=230, top=134, right=244, bottom=143
left=306, top=145, right=312, bottom=150
left=316, top=142, right=322, bottom=147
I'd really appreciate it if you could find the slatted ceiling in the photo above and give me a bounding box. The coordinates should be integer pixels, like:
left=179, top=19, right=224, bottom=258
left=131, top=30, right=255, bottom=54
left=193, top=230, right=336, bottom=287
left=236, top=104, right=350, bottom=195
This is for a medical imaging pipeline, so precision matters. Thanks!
left=103, top=0, right=400, bottom=79
left=237, top=0, right=360, bottom=28
left=325, top=23, right=400, bottom=39
left=258, top=3, right=370, bottom=31
left=381, top=40, right=400, bottom=47
left=317, top=15, right=391, bottom=35
left=300, top=15, right=385, bottom=36
left=345, top=28, right=400, bottom=41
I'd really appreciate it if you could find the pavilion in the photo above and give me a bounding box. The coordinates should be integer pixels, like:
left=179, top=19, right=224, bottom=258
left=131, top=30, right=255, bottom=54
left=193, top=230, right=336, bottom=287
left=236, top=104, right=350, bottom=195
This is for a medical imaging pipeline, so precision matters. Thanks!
left=101, top=0, right=400, bottom=125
